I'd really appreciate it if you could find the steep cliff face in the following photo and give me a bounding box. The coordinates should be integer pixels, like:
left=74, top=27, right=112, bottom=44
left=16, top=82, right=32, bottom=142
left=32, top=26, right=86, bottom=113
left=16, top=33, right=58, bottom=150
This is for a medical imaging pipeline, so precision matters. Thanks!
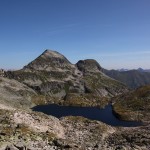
left=5, top=49, right=128, bottom=107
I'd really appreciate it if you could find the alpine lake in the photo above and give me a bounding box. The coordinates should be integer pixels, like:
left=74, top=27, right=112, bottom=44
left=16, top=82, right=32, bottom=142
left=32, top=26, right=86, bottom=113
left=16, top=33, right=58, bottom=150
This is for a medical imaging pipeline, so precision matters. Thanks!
left=32, top=104, right=142, bottom=127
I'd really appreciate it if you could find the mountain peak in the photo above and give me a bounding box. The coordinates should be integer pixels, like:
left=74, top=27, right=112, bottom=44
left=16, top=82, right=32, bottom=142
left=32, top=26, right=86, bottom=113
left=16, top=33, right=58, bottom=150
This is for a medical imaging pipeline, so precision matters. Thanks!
left=76, top=59, right=102, bottom=73
left=23, top=49, right=72, bottom=71
left=137, top=68, right=144, bottom=72
left=41, top=49, right=65, bottom=59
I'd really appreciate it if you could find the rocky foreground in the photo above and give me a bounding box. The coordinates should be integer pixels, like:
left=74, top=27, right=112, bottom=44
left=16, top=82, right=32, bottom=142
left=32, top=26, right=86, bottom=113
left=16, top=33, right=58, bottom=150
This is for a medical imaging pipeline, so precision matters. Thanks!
left=0, top=103, right=150, bottom=150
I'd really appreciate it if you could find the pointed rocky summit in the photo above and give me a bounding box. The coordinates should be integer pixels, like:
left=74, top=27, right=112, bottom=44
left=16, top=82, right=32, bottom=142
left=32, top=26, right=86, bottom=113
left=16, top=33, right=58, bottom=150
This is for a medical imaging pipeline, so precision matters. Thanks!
left=23, top=49, right=73, bottom=71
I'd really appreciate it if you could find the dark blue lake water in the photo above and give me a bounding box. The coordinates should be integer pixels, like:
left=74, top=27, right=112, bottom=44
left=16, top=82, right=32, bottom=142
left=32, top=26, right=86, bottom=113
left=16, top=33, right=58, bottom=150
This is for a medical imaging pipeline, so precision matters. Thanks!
left=32, top=104, right=142, bottom=127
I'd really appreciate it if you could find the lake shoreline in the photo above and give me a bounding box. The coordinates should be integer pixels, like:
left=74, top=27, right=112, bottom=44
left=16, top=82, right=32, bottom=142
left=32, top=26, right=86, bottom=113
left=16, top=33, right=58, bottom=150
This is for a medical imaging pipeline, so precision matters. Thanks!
left=32, top=103, right=143, bottom=127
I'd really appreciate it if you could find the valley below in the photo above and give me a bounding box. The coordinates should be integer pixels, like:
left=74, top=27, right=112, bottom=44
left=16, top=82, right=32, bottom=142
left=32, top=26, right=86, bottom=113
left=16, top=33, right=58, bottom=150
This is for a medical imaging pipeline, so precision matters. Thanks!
left=0, top=50, right=150, bottom=150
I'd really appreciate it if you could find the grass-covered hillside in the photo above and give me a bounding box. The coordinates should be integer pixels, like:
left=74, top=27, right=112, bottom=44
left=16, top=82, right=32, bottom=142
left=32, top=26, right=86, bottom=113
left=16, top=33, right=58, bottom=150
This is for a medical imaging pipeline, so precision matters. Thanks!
left=113, top=85, right=150, bottom=122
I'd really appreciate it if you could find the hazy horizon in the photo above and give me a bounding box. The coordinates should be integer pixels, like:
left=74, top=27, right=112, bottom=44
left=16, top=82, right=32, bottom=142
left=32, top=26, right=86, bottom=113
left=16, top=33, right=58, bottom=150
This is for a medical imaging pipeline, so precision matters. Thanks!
left=0, top=0, right=150, bottom=70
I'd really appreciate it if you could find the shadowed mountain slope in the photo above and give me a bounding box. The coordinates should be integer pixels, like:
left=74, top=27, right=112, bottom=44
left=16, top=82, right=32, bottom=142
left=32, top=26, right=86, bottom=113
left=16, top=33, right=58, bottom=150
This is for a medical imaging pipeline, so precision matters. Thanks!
left=103, top=69, right=150, bottom=89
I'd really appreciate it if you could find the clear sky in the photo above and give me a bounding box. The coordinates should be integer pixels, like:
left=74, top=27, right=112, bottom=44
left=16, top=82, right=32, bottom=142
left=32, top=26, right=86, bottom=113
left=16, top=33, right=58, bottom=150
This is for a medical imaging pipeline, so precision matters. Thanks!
left=0, top=0, right=150, bottom=70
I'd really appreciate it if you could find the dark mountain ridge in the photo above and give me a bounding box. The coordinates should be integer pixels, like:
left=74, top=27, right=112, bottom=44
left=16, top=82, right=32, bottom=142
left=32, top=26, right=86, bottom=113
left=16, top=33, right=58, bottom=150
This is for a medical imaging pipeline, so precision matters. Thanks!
left=103, top=68, right=150, bottom=89
left=117, top=68, right=150, bottom=72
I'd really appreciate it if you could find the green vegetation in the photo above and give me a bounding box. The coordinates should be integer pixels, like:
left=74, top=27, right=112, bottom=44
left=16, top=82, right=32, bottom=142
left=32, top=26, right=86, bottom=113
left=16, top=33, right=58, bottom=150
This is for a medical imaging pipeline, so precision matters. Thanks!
left=65, top=116, right=92, bottom=123
left=64, top=93, right=93, bottom=106
left=63, top=93, right=110, bottom=107
left=31, top=95, right=61, bottom=105
left=31, top=95, right=47, bottom=105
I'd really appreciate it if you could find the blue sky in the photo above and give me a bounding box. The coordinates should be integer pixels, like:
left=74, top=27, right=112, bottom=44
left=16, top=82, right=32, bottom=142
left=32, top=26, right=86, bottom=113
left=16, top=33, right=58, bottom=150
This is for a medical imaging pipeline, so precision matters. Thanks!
left=0, top=0, right=150, bottom=70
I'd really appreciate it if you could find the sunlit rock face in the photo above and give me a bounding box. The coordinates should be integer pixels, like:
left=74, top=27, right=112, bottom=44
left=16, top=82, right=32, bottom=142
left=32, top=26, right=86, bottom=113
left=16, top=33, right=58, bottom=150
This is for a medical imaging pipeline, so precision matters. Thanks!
left=23, top=49, right=74, bottom=71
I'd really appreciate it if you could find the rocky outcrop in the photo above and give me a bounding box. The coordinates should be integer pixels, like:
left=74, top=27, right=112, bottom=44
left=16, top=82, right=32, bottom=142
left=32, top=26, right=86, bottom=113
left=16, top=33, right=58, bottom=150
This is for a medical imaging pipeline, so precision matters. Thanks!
left=0, top=77, right=36, bottom=109
left=60, top=116, right=115, bottom=149
left=0, top=69, right=5, bottom=77
left=0, top=105, right=64, bottom=150
left=76, top=59, right=102, bottom=73
left=106, top=125, right=150, bottom=149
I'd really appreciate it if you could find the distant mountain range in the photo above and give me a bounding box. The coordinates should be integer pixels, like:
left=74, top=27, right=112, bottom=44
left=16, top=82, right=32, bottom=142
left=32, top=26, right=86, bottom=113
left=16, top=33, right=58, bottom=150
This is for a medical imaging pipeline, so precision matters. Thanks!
left=103, top=68, right=150, bottom=89
left=137, top=68, right=150, bottom=72
left=117, top=68, right=150, bottom=72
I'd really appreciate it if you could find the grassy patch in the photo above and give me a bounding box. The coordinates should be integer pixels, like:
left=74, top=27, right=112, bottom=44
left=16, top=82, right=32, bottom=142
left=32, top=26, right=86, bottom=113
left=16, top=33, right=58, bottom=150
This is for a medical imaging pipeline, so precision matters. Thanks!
left=31, top=95, right=47, bottom=105
left=64, top=93, right=110, bottom=107
left=113, top=85, right=150, bottom=122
